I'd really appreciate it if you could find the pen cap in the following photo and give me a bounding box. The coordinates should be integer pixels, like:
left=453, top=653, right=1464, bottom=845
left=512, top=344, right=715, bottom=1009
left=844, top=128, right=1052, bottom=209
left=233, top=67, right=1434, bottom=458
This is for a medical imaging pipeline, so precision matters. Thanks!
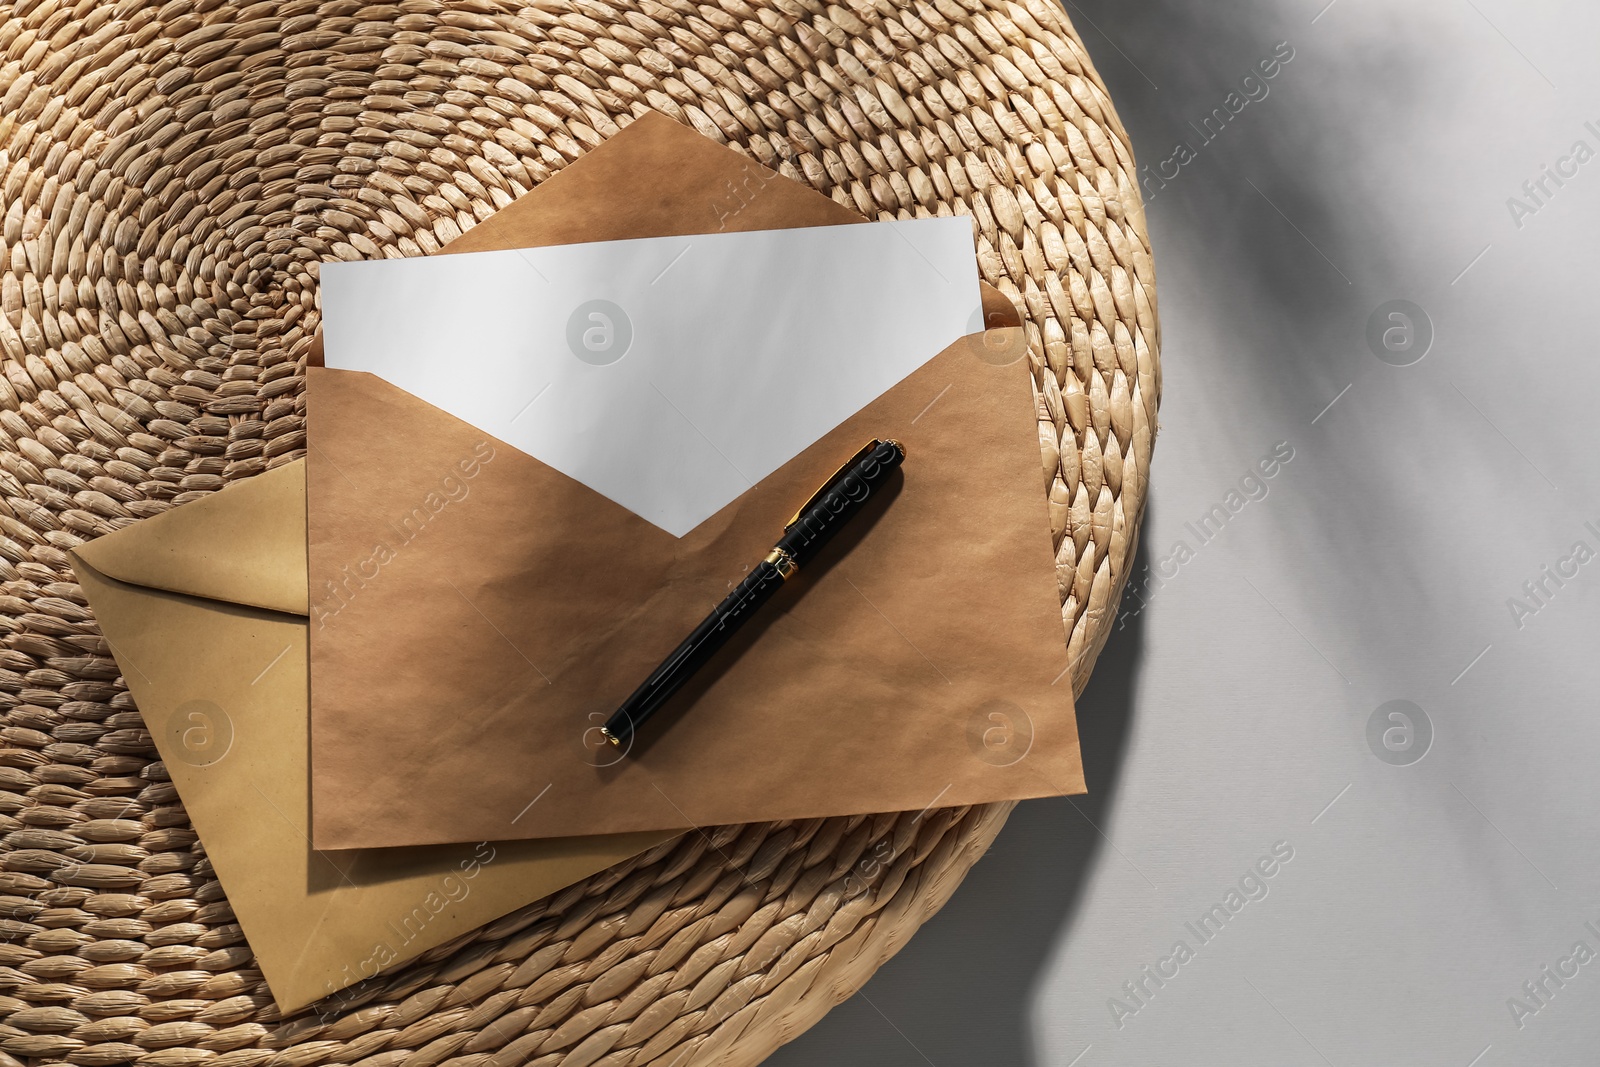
left=775, top=439, right=905, bottom=569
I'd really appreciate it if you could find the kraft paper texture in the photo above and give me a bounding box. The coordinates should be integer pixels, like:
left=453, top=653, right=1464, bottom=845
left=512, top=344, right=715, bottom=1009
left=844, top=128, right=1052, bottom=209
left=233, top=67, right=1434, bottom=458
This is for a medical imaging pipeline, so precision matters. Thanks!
left=306, top=113, right=1084, bottom=849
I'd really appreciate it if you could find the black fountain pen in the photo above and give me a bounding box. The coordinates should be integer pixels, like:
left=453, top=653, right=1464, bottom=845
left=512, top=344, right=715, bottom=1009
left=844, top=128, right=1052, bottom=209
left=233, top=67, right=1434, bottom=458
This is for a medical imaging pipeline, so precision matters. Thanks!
left=600, top=438, right=906, bottom=748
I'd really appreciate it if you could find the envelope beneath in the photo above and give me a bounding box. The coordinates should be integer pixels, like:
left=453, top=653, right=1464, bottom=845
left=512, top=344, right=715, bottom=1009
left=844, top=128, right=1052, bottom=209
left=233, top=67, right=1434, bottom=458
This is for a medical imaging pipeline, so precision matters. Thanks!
left=67, top=467, right=672, bottom=1013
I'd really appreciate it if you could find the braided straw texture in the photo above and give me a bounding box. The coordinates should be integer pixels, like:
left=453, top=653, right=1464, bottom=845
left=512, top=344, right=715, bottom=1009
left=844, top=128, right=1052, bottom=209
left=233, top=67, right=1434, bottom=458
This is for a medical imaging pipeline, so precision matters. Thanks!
left=0, top=0, right=1159, bottom=1063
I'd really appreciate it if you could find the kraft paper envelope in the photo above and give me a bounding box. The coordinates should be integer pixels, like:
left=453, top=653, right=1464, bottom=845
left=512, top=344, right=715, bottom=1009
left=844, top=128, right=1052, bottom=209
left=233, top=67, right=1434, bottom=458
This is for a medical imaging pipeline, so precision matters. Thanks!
left=67, top=467, right=672, bottom=1013
left=307, top=113, right=1085, bottom=850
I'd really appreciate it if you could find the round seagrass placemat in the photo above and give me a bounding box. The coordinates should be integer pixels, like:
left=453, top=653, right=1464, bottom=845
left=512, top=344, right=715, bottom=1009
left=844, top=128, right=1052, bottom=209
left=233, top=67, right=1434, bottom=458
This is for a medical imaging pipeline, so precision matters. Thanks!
left=0, top=0, right=1159, bottom=1063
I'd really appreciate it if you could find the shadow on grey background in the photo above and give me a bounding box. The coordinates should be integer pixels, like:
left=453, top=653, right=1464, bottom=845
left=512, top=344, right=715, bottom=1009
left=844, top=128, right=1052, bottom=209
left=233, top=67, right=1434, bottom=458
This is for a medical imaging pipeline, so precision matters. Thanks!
left=765, top=506, right=1151, bottom=1066
left=1063, top=0, right=1493, bottom=682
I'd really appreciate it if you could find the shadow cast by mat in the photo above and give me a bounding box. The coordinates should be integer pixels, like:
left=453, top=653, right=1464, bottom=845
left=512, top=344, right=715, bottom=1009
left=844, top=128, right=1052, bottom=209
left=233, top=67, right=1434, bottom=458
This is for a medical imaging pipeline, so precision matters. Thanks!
left=764, top=502, right=1151, bottom=1067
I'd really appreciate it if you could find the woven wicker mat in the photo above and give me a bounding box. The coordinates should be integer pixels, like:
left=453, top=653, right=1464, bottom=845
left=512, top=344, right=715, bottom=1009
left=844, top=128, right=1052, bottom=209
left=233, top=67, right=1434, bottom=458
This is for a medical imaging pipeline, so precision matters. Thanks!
left=0, top=0, right=1159, bottom=1063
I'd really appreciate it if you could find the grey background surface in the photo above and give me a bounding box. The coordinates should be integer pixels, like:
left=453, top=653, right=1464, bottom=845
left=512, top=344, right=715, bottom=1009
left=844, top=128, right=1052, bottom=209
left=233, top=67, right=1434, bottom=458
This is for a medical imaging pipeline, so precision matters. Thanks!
left=768, top=0, right=1600, bottom=1063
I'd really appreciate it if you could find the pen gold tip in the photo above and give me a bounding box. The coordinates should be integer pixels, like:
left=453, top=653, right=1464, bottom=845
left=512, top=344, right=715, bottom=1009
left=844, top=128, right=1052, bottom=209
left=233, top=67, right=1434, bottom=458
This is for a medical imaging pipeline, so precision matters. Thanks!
left=599, top=727, right=622, bottom=747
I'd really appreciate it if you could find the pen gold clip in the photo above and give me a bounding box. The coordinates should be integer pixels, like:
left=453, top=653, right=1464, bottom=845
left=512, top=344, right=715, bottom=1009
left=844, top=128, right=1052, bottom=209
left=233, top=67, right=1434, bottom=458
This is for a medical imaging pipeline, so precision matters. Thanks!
left=783, top=441, right=880, bottom=531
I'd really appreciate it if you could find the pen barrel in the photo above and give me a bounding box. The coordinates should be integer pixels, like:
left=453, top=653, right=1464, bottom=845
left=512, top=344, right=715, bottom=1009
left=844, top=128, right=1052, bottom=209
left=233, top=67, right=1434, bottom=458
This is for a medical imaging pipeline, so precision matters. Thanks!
left=775, top=439, right=905, bottom=569
left=602, top=439, right=904, bottom=748
left=604, top=559, right=789, bottom=745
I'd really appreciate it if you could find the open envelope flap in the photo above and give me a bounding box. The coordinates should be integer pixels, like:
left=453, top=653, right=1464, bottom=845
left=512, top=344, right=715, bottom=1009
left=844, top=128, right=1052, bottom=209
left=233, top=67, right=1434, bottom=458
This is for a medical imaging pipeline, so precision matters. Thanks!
left=433, top=111, right=1023, bottom=339
left=305, top=112, right=1023, bottom=367
left=70, top=462, right=309, bottom=616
